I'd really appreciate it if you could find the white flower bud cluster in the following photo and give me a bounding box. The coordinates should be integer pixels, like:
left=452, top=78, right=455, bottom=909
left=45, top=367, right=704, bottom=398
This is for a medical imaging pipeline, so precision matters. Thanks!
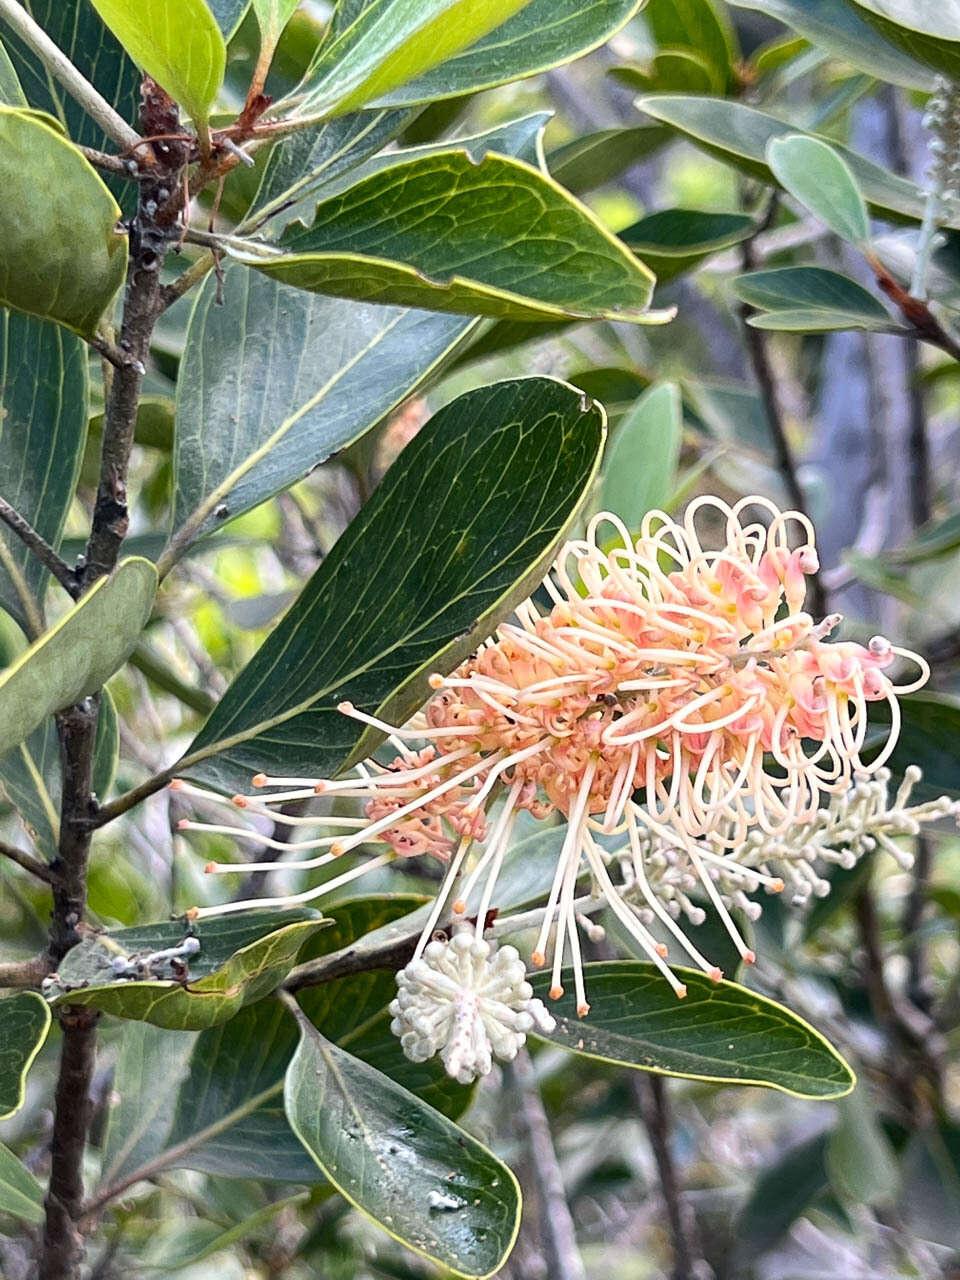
left=390, top=932, right=556, bottom=1083
left=619, top=767, right=958, bottom=921
left=924, top=76, right=960, bottom=207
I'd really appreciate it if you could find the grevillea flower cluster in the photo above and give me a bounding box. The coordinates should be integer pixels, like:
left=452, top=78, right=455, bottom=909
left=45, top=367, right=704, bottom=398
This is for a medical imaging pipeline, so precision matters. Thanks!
left=175, top=496, right=948, bottom=1071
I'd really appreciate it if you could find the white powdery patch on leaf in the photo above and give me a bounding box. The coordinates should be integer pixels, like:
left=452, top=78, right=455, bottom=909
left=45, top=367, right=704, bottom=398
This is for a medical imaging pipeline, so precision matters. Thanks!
left=389, top=932, right=556, bottom=1083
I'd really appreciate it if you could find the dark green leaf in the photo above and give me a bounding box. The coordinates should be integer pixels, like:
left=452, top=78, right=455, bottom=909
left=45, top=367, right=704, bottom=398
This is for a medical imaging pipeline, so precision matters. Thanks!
left=601, top=382, right=682, bottom=530
left=0, top=107, right=127, bottom=337
left=879, top=692, right=960, bottom=799
left=636, top=95, right=942, bottom=226
left=231, top=148, right=663, bottom=324
left=0, top=310, right=88, bottom=632
left=178, top=378, right=605, bottom=792
left=727, top=0, right=933, bottom=88
left=49, top=910, right=329, bottom=1028
left=284, top=1006, right=521, bottom=1277
left=611, top=49, right=719, bottom=95
left=548, top=124, right=671, bottom=195
left=567, top=366, right=651, bottom=409
left=0, top=558, right=155, bottom=764
left=530, top=962, right=855, bottom=1098
left=845, top=0, right=960, bottom=80
left=733, top=1131, right=830, bottom=1262
left=3, top=1, right=142, bottom=210
left=300, top=0, right=537, bottom=117
left=0, top=992, right=51, bottom=1119
left=735, top=266, right=894, bottom=333
left=0, top=1141, right=44, bottom=1224
left=0, top=685, right=118, bottom=861
left=88, top=0, right=225, bottom=127
left=767, top=135, right=870, bottom=245
left=372, top=0, right=642, bottom=106
left=884, top=506, right=960, bottom=564
left=620, top=208, right=755, bottom=283
left=167, top=264, right=475, bottom=554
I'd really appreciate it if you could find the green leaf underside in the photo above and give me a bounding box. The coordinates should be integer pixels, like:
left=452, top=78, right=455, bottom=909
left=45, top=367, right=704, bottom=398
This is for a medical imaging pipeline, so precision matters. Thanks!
left=50, top=911, right=329, bottom=1028
left=735, top=267, right=891, bottom=316
left=371, top=0, right=643, bottom=106
left=530, top=962, right=855, bottom=1098
left=847, top=0, right=960, bottom=80
left=0, top=310, right=88, bottom=632
left=0, top=559, right=156, bottom=765
left=101, top=899, right=468, bottom=1186
left=602, top=382, right=682, bottom=531
left=233, top=151, right=658, bottom=323
left=301, top=0, right=536, bottom=117
left=169, top=265, right=477, bottom=548
left=767, top=134, right=870, bottom=245
left=726, top=0, right=933, bottom=89
left=179, top=377, right=605, bottom=793
left=635, top=95, right=946, bottom=227
left=0, top=992, right=51, bottom=1119
left=748, top=309, right=897, bottom=332
left=0, top=687, right=118, bottom=860
left=285, top=1016, right=520, bottom=1277
left=0, top=1141, right=44, bottom=1223
left=5, top=1, right=142, bottom=212
left=0, top=107, right=127, bottom=337
left=87, top=0, right=225, bottom=124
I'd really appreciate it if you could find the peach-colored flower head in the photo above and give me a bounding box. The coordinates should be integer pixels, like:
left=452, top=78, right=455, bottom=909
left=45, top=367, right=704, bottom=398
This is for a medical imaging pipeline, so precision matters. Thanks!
left=176, top=497, right=933, bottom=1016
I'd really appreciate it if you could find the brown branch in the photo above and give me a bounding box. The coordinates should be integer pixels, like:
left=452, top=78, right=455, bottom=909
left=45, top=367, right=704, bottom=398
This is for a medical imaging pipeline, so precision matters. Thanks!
left=39, top=1007, right=99, bottom=1280
left=631, top=1073, right=710, bottom=1280
left=92, top=765, right=178, bottom=828
left=0, top=497, right=79, bottom=599
left=0, top=837, right=57, bottom=885
left=0, top=954, right=51, bottom=989
left=40, top=78, right=190, bottom=1280
left=76, top=145, right=141, bottom=179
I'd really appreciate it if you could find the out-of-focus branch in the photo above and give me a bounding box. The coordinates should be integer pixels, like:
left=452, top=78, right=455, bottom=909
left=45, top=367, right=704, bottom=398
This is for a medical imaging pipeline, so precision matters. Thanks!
left=503, top=1049, right=586, bottom=1280
left=631, top=1074, right=711, bottom=1280
left=0, top=837, right=57, bottom=885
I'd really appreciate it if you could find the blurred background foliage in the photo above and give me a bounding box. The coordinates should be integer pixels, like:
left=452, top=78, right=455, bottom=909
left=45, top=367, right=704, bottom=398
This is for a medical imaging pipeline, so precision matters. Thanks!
left=2, top=0, right=960, bottom=1277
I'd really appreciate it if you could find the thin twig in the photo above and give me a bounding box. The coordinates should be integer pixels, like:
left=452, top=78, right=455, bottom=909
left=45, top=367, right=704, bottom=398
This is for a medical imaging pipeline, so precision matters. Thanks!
left=0, top=0, right=140, bottom=151
left=0, top=954, right=51, bottom=989
left=129, top=645, right=216, bottom=716
left=92, top=766, right=178, bottom=828
left=631, top=1074, right=709, bottom=1280
left=503, top=1049, right=587, bottom=1280
left=0, top=837, right=57, bottom=885
left=0, top=497, right=78, bottom=599
left=740, top=225, right=829, bottom=618
left=76, top=145, right=140, bottom=179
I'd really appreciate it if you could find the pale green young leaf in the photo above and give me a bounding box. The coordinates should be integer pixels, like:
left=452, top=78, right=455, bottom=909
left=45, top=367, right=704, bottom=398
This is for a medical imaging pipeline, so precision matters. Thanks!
left=0, top=107, right=127, bottom=337
left=601, top=382, right=682, bottom=531
left=767, top=134, right=871, bottom=245
left=284, top=1007, right=521, bottom=1277
left=301, top=0, right=537, bottom=116
left=252, top=0, right=299, bottom=47
left=0, top=35, right=25, bottom=104
left=0, top=559, right=156, bottom=763
left=87, top=0, right=226, bottom=126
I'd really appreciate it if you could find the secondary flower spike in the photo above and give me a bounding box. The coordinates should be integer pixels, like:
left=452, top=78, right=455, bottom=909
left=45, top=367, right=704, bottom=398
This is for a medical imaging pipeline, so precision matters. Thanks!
left=176, top=496, right=937, bottom=1019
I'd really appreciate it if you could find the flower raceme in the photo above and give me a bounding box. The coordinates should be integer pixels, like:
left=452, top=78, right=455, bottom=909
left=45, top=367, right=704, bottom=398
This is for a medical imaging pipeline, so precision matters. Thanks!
left=176, top=496, right=940, bottom=1054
